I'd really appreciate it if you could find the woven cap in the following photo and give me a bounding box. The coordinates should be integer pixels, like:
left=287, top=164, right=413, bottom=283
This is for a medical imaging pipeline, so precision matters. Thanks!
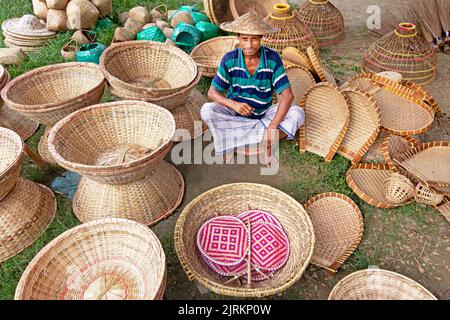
left=220, top=11, right=280, bottom=35
left=2, top=15, right=56, bottom=37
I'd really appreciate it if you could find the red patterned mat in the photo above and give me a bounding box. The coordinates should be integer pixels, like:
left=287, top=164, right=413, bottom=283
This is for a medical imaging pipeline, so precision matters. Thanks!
left=237, top=209, right=283, bottom=229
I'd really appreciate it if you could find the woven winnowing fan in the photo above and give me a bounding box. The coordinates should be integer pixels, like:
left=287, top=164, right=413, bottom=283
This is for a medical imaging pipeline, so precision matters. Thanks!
left=262, top=3, right=319, bottom=54
left=296, top=0, right=344, bottom=47
left=362, top=23, right=437, bottom=85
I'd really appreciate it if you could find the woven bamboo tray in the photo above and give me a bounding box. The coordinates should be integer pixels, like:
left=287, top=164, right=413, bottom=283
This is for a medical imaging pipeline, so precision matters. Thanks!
left=304, top=193, right=363, bottom=274
left=434, top=197, right=450, bottom=224
left=345, top=74, right=434, bottom=136
left=306, top=46, right=337, bottom=85
left=100, top=41, right=198, bottom=98
left=299, top=82, right=350, bottom=162
left=38, top=126, right=58, bottom=166
left=346, top=163, right=411, bottom=208
left=295, top=0, right=345, bottom=47
left=230, top=0, right=286, bottom=19
left=190, top=36, right=240, bottom=77
left=394, top=141, right=450, bottom=195
left=0, top=178, right=56, bottom=263
left=381, top=133, right=419, bottom=173
left=172, top=89, right=208, bottom=143
left=204, top=0, right=234, bottom=25
left=400, top=80, right=441, bottom=115
left=286, top=65, right=316, bottom=105
left=361, top=130, right=387, bottom=164
left=73, top=161, right=184, bottom=226
left=107, top=70, right=202, bottom=112
left=15, top=218, right=166, bottom=300
left=174, top=183, right=315, bottom=298
left=281, top=47, right=314, bottom=71
left=0, top=127, right=24, bottom=201
left=338, top=88, right=381, bottom=164
left=48, top=101, right=176, bottom=185
left=328, top=269, right=437, bottom=300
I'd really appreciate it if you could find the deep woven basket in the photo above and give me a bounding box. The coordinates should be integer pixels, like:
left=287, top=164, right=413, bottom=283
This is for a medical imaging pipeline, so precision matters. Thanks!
left=0, top=62, right=106, bottom=126
left=203, top=0, right=234, bottom=25
left=174, top=183, right=315, bottom=298
left=190, top=36, right=240, bottom=77
left=100, top=41, right=198, bottom=98
left=15, top=218, right=166, bottom=300
left=414, top=183, right=445, bottom=206
left=296, top=0, right=345, bottom=46
left=48, top=101, right=176, bottom=185
left=0, top=127, right=24, bottom=201
left=230, top=0, right=286, bottom=19
left=328, top=269, right=436, bottom=300
left=383, top=173, right=415, bottom=205
left=0, top=100, right=39, bottom=141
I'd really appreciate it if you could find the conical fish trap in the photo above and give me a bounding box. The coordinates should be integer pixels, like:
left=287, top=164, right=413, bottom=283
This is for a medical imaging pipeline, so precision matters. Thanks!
left=262, top=3, right=318, bottom=54
left=362, top=23, right=437, bottom=85
left=296, top=0, right=345, bottom=46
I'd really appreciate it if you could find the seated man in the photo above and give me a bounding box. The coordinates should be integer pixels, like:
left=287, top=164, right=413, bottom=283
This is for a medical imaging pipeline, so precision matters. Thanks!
left=201, top=11, right=305, bottom=161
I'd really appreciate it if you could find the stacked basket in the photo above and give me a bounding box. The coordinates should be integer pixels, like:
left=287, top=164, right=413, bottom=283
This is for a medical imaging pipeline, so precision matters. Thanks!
left=0, top=127, right=56, bottom=263
left=1, top=62, right=106, bottom=165
left=101, top=41, right=208, bottom=142
left=48, top=101, right=184, bottom=226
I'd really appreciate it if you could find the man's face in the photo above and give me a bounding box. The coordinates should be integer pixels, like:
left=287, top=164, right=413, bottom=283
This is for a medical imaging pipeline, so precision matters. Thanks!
left=238, top=34, right=262, bottom=56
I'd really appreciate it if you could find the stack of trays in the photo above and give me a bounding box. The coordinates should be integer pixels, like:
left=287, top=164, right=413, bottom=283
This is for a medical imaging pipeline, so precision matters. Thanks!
left=1, top=15, right=57, bottom=53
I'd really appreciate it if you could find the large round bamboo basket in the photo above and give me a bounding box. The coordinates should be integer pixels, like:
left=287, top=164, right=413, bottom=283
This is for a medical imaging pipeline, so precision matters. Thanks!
left=15, top=218, right=166, bottom=300
left=328, top=269, right=436, bottom=300
left=230, top=0, right=286, bottom=19
left=0, top=127, right=24, bottom=201
left=48, top=101, right=176, bottom=185
left=190, top=36, right=239, bottom=77
left=204, top=0, right=233, bottom=25
left=174, top=183, right=315, bottom=298
left=262, top=4, right=318, bottom=54
left=100, top=41, right=198, bottom=98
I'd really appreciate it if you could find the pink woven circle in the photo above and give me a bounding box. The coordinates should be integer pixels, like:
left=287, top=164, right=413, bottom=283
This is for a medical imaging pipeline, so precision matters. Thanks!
left=237, top=209, right=283, bottom=229
left=250, top=222, right=290, bottom=272
left=197, top=216, right=249, bottom=266
left=201, top=253, right=247, bottom=277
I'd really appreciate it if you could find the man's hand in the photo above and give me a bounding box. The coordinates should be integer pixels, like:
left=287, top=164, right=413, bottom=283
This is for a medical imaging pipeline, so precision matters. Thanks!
left=263, top=125, right=279, bottom=160
left=231, top=102, right=254, bottom=117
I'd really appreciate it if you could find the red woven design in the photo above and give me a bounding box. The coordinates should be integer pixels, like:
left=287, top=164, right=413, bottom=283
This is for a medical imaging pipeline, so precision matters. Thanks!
left=237, top=209, right=282, bottom=228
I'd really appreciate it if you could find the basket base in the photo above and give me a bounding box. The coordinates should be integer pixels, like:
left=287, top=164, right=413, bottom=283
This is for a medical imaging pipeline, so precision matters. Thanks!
left=73, top=161, right=185, bottom=226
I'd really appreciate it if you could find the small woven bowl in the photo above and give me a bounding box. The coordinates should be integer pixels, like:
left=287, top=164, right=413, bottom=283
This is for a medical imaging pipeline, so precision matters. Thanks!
left=15, top=218, right=166, bottom=300
left=174, top=183, right=315, bottom=298
left=414, top=183, right=445, bottom=206
left=0, top=127, right=24, bottom=201
left=48, top=101, right=176, bottom=185
left=383, top=173, right=415, bottom=204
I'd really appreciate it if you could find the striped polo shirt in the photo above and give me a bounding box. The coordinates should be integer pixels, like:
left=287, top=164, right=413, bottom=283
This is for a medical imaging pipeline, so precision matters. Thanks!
left=212, top=46, right=291, bottom=118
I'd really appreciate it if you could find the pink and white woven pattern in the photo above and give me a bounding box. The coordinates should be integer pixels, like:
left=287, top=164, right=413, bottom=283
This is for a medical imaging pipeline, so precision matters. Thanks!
left=196, top=216, right=249, bottom=266
left=237, top=210, right=283, bottom=229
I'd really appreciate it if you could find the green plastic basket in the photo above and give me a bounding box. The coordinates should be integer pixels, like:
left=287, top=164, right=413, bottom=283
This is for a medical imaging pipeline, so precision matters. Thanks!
left=195, top=21, right=219, bottom=42
left=137, top=26, right=166, bottom=42
left=178, top=5, right=199, bottom=13
left=191, top=12, right=210, bottom=25
left=172, top=23, right=201, bottom=47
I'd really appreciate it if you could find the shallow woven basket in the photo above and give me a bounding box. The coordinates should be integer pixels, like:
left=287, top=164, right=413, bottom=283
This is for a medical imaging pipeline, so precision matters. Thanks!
left=15, top=218, right=166, bottom=300
left=345, top=74, right=434, bottom=136
left=346, top=163, right=412, bottom=208
left=172, top=89, right=208, bottom=143
left=296, top=0, right=345, bottom=47
left=0, top=178, right=56, bottom=263
left=1, top=62, right=106, bottom=126
left=204, top=0, right=234, bottom=25
left=304, top=193, right=363, bottom=274
left=281, top=47, right=314, bottom=71
left=100, top=41, right=198, bottom=98
left=73, top=161, right=185, bottom=226
left=0, top=101, right=39, bottom=141
left=230, top=0, right=286, bottom=19
left=174, top=183, right=315, bottom=298
left=107, top=66, right=202, bottom=112
left=285, top=65, right=316, bottom=105
left=400, top=79, right=441, bottom=114
left=190, top=36, right=239, bottom=77
left=394, top=141, right=450, bottom=195
left=381, top=133, right=419, bottom=174
left=362, top=23, right=437, bottom=85
left=0, top=127, right=24, bottom=201
left=383, top=173, right=415, bottom=205
left=48, top=101, right=176, bottom=185
left=328, top=269, right=436, bottom=300
left=306, top=46, right=337, bottom=85
left=414, top=183, right=445, bottom=206
left=299, top=82, right=350, bottom=162
left=338, top=88, right=381, bottom=164
left=262, top=4, right=318, bottom=54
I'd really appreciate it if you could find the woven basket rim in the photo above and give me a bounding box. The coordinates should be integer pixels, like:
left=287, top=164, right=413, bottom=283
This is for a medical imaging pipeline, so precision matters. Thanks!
left=190, top=36, right=239, bottom=69
left=328, top=269, right=437, bottom=300
left=229, top=0, right=287, bottom=20
left=99, top=40, right=198, bottom=96
left=14, top=217, right=166, bottom=300
left=306, top=46, right=328, bottom=83
left=381, top=133, right=419, bottom=172
left=0, top=127, right=24, bottom=180
left=1, top=62, right=106, bottom=111
left=47, top=101, right=176, bottom=173
left=174, top=182, right=315, bottom=297
left=304, top=192, right=364, bottom=273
